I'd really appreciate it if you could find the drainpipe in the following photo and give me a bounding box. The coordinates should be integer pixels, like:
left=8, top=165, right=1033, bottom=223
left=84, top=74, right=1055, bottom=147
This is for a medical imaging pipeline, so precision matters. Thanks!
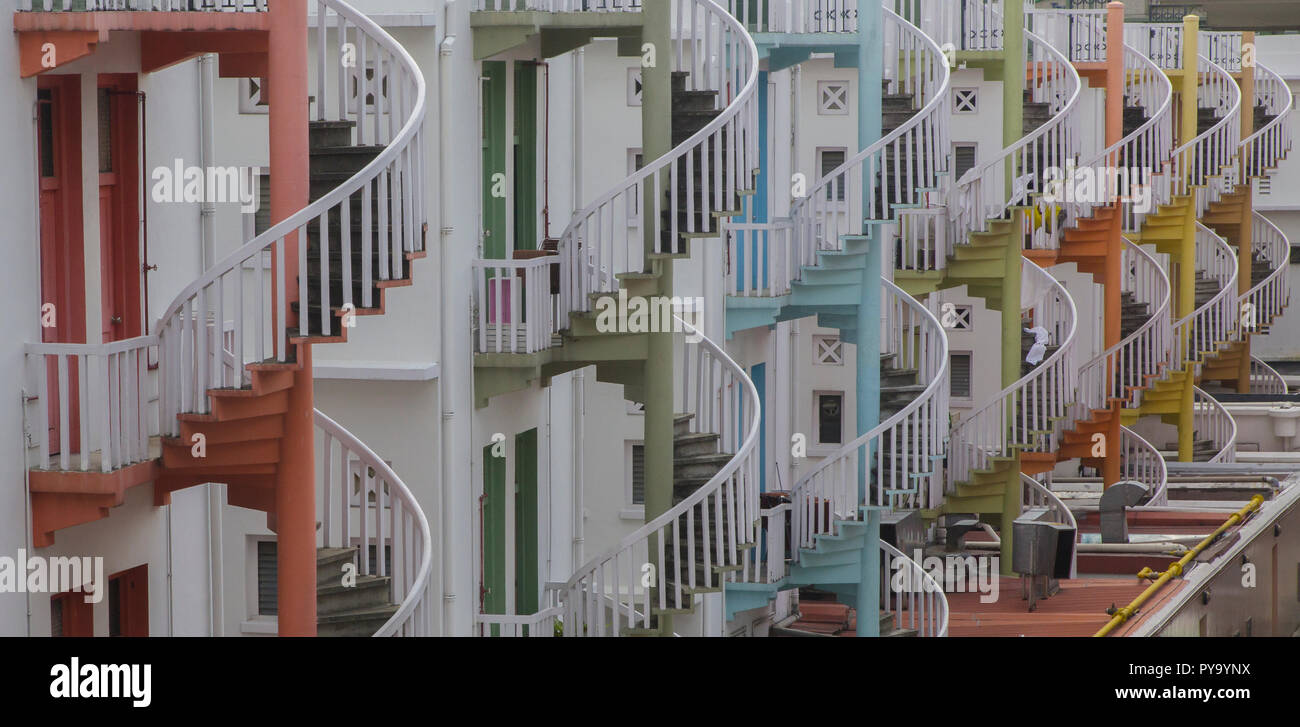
left=438, top=26, right=458, bottom=637
left=20, top=392, right=33, bottom=637
left=573, top=369, right=585, bottom=568
left=198, top=54, right=217, bottom=273
left=571, top=49, right=585, bottom=570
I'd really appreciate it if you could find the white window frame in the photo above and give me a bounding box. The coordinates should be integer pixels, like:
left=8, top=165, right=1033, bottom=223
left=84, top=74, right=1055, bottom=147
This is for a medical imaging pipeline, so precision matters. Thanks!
left=950, top=350, right=974, bottom=402
left=813, top=389, right=845, bottom=449
left=816, top=146, right=849, bottom=207
left=621, top=440, right=646, bottom=520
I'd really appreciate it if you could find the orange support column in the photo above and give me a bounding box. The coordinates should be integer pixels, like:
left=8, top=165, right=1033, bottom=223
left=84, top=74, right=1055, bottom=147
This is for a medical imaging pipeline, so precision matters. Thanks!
left=268, top=0, right=316, bottom=637
left=1102, top=2, right=1125, bottom=488
left=1236, top=33, right=1257, bottom=393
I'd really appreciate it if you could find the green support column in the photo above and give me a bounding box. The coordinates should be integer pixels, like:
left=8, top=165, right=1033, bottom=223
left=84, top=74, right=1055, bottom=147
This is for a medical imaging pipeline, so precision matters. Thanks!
left=998, top=3, right=1026, bottom=576
left=640, top=0, right=675, bottom=635
left=1177, top=15, right=1200, bottom=462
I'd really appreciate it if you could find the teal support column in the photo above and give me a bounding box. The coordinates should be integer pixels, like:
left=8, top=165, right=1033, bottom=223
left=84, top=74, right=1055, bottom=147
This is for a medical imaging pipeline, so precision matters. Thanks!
left=856, top=507, right=882, bottom=637
left=854, top=0, right=883, bottom=502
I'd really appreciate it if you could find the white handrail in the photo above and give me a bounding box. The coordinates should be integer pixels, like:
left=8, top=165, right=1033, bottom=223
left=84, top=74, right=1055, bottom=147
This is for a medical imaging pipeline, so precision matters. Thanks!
left=726, top=219, right=794, bottom=298
left=1172, top=55, right=1241, bottom=217
left=890, top=0, right=1005, bottom=53
left=788, top=4, right=951, bottom=260
left=1073, top=238, right=1171, bottom=418
left=880, top=540, right=948, bottom=637
left=1248, top=357, right=1288, bottom=396
left=1199, top=30, right=1243, bottom=74
left=1171, top=224, right=1238, bottom=370
left=727, top=0, right=860, bottom=34
left=1241, top=211, right=1290, bottom=337
left=314, top=408, right=433, bottom=636
left=948, top=259, right=1077, bottom=491
left=26, top=336, right=159, bottom=474
left=1019, top=473, right=1076, bottom=577
left=1121, top=426, right=1168, bottom=508
left=1048, top=43, right=1174, bottom=243
left=1240, top=61, right=1294, bottom=184
left=556, top=0, right=759, bottom=328
left=1193, top=387, right=1237, bottom=464
left=1123, top=22, right=1183, bottom=72
left=1025, top=7, right=1107, bottom=63
left=561, top=317, right=762, bottom=636
left=791, top=280, right=949, bottom=542
left=952, top=26, right=1082, bottom=244
left=157, top=0, right=427, bottom=429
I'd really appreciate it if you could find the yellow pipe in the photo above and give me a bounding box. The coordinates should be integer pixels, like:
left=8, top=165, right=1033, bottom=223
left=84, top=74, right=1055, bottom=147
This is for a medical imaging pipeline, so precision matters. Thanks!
left=1093, top=495, right=1264, bottom=637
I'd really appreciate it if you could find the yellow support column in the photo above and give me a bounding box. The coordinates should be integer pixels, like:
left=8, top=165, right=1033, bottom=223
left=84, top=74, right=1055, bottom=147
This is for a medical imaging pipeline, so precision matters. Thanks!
left=1236, top=32, right=1257, bottom=393
left=1177, top=15, right=1199, bottom=462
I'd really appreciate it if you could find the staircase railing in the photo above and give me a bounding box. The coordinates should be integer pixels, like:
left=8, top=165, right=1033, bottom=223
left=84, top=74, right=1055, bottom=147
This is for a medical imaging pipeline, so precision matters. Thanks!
left=787, top=4, right=950, bottom=260
left=473, top=0, right=640, bottom=10
left=1240, top=60, right=1294, bottom=183
left=314, top=409, right=433, bottom=636
left=1049, top=44, right=1173, bottom=242
left=25, top=336, right=158, bottom=473
left=1123, top=22, right=1183, bottom=72
left=556, top=0, right=758, bottom=325
left=1170, top=224, right=1238, bottom=371
left=1073, top=238, right=1171, bottom=417
left=1019, top=473, right=1076, bottom=577
left=727, top=0, right=860, bottom=34
left=1248, top=357, right=1288, bottom=396
left=726, top=219, right=794, bottom=298
left=891, top=0, right=1004, bottom=53
left=1171, top=55, right=1240, bottom=217
left=948, top=260, right=1077, bottom=492
left=880, top=541, right=949, bottom=636
left=791, top=280, right=949, bottom=543
left=1120, top=426, right=1168, bottom=508
left=1242, top=211, right=1290, bottom=337
left=951, top=26, right=1082, bottom=244
left=475, top=585, right=563, bottom=637
left=1193, top=386, right=1237, bottom=463
left=156, top=0, right=427, bottom=431
left=1024, top=6, right=1107, bottom=64
left=561, top=319, right=761, bottom=636
left=1198, top=30, right=1243, bottom=74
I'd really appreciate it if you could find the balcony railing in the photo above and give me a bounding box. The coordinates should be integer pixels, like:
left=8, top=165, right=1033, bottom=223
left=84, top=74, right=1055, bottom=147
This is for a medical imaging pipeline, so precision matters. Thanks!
left=26, top=336, right=159, bottom=474
left=472, top=256, right=561, bottom=355
left=23, top=0, right=267, bottom=10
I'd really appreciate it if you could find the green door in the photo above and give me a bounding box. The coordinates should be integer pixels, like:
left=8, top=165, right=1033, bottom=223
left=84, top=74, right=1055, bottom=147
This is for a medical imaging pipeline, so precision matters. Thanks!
left=514, top=429, right=539, bottom=627
left=482, top=442, right=506, bottom=634
left=513, top=63, right=538, bottom=252
left=481, top=61, right=507, bottom=260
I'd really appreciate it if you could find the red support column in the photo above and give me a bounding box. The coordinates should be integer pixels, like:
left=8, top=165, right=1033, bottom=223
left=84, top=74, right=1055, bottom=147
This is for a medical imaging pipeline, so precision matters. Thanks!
left=268, top=0, right=316, bottom=637
left=1102, top=2, right=1125, bottom=488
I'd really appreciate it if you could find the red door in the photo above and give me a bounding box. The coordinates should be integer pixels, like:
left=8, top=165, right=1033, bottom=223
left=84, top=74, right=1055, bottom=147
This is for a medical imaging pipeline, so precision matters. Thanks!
left=36, top=76, right=86, bottom=455
left=109, top=564, right=149, bottom=637
left=98, top=75, right=141, bottom=343
left=51, top=591, right=94, bottom=637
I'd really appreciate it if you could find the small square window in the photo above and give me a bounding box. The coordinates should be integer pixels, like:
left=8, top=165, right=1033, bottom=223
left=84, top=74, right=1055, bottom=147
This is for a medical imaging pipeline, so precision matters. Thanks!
left=238, top=78, right=268, bottom=115
left=629, top=443, right=645, bottom=505
left=940, top=303, right=973, bottom=331
left=816, top=392, right=843, bottom=445
left=950, top=353, right=972, bottom=399
left=953, top=143, right=978, bottom=180
left=818, top=81, right=849, bottom=115
left=818, top=148, right=847, bottom=202
left=814, top=335, right=843, bottom=365
left=953, top=88, right=978, bottom=114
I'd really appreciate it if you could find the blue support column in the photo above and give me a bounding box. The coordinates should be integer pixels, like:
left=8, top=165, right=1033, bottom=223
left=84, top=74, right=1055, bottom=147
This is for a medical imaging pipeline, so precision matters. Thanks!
left=856, top=507, right=882, bottom=637
left=855, top=0, right=884, bottom=504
